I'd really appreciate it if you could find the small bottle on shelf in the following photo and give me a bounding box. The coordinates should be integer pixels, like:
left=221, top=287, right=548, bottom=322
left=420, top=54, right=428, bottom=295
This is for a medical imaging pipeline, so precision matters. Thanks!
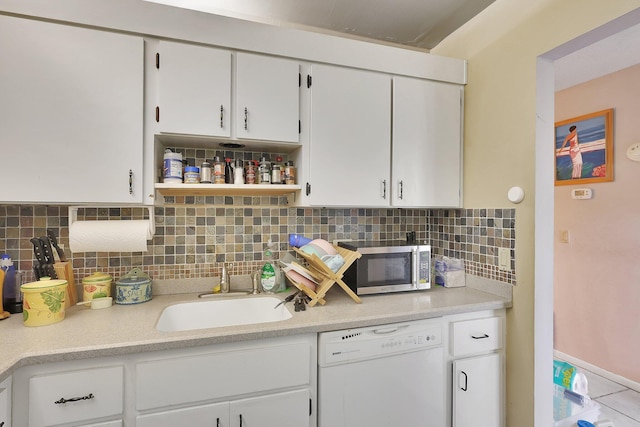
left=234, top=159, right=245, bottom=184
left=200, top=161, right=212, bottom=184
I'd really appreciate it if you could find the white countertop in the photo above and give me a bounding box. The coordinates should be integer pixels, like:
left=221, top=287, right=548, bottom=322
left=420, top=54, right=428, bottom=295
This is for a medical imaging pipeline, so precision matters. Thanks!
left=0, top=285, right=510, bottom=381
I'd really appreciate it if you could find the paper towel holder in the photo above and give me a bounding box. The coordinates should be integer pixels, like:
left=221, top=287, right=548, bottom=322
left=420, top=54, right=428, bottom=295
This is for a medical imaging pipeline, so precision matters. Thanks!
left=68, top=206, right=155, bottom=237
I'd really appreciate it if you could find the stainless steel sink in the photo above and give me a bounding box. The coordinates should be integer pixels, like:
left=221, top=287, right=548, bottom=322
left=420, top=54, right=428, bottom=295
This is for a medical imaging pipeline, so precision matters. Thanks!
left=156, top=296, right=292, bottom=332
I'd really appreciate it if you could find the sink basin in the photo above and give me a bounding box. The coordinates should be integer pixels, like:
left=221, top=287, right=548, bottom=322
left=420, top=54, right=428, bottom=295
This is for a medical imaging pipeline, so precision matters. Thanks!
left=156, top=296, right=292, bottom=332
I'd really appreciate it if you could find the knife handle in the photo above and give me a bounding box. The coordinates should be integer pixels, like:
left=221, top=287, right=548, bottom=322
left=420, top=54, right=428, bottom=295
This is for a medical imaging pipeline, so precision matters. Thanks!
left=30, top=238, right=47, bottom=265
left=47, top=229, right=67, bottom=262
left=39, top=237, right=55, bottom=264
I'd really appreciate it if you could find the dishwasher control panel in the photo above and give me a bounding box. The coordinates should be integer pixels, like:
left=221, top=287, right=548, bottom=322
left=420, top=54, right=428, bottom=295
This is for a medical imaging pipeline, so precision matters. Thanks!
left=318, top=318, right=442, bottom=366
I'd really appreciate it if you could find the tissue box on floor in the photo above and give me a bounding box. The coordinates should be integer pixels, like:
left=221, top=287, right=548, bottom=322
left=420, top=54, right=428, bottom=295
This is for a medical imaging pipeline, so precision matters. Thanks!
left=433, top=255, right=465, bottom=288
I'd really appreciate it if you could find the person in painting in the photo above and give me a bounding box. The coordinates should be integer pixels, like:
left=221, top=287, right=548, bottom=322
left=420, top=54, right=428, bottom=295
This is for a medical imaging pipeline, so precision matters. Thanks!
left=558, top=125, right=583, bottom=178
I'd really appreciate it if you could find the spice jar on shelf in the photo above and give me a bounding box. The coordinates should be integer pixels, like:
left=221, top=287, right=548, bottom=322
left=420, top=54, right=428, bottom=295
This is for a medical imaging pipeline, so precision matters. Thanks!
left=212, top=156, right=225, bottom=184
left=258, top=156, right=271, bottom=184
left=245, top=160, right=257, bottom=184
left=284, top=160, right=296, bottom=185
left=200, top=161, right=212, bottom=184
left=184, top=166, right=200, bottom=184
left=234, top=159, right=245, bottom=184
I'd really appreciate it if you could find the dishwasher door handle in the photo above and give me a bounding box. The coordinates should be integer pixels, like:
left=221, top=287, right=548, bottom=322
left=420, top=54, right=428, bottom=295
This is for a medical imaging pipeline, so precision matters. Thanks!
left=372, top=325, right=409, bottom=335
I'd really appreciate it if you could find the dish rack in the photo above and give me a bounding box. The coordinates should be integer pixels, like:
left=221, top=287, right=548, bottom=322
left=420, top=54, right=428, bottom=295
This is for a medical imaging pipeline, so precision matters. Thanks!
left=289, top=245, right=362, bottom=307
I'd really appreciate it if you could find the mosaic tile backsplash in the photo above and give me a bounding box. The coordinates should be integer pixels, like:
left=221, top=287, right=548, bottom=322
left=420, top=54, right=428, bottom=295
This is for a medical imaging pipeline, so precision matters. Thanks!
left=0, top=202, right=516, bottom=286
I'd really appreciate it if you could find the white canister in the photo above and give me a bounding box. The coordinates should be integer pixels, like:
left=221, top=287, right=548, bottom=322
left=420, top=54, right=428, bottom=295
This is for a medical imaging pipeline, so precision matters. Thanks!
left=163, top=149, right=183, bottom=183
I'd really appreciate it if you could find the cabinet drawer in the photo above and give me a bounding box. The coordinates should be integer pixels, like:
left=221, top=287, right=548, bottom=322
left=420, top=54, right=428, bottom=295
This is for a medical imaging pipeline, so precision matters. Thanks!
left=451, top=316, right=502, bottom=356
left=28, top=366, right=123, bottom=427
left=136, top=341, right=311, bottom=410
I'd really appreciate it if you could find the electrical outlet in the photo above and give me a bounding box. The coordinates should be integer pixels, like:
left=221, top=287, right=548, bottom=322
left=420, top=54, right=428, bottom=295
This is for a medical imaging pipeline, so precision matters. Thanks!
left=498, top=247, right=510, bottom=271
left=559, top=230, right=569, bottom=244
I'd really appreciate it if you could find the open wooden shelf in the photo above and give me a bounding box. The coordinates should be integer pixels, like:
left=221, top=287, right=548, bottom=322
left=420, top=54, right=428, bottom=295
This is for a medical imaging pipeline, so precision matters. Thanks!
left=155, top=183, right=301, bottom=197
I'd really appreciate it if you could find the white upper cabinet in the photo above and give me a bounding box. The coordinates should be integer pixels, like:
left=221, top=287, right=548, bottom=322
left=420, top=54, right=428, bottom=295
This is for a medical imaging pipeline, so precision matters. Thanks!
left=392, top=76, right=463, bottom=207
left=307, top=64, right=391, bottom=206
left=0, top=15, right=143, bottom=204
left=157, top=41, right=231, bottom=137
left=235, top=53, right=300, bottom=143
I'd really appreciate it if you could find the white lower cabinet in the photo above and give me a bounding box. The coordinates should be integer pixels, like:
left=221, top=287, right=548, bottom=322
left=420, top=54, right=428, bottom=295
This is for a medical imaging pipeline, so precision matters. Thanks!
left=135, top=334, right=316, bottom=427
left=445, top=310, right=505, bottom=427
left=452, top=353, right=501, bottom=427
left=13, top=364, right=124, bottom=427
left=0, top=376, right=11, bottom=427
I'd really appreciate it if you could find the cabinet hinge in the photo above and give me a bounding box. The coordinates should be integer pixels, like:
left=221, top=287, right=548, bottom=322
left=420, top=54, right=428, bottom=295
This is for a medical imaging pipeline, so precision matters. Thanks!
left=155, top=106, right=160, bottom=123
left=307, top=74, right=312, bottom=88
left=306, top=182, right=311, bottom=196
left=156, top=52, right=160, bottom=69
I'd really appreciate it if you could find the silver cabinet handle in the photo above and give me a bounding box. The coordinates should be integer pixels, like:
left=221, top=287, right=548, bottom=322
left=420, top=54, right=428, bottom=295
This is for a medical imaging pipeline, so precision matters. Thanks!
left=399, top=180, right=404, bottom=200
left=382, top=180, right=387, bottom=199
left=244, top=107, right=248, bottom=131
left=54, top=393, right=95, bottom=404
left=220, top=105, right=224, bottom=128
left=129, top=169, right=133, bottom=195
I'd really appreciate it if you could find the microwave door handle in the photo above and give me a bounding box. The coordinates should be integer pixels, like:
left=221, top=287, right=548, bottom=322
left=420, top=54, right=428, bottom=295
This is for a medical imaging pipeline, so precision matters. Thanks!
left=412, top=247, right=419, bottom=288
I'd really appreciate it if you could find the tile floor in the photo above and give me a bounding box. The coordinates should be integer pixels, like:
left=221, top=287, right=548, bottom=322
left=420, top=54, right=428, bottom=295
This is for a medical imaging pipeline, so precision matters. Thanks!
left=583, top=367, right=640, bottom=426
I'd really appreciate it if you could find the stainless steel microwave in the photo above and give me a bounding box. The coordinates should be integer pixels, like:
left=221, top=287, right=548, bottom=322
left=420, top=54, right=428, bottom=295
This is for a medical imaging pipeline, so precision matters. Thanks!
left=337, top=241, right=431, bottom=295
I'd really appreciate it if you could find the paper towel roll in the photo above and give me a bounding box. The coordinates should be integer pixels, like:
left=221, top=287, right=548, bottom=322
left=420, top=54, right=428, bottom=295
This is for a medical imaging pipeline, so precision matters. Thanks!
left=69, top=220, right=151, bottom=252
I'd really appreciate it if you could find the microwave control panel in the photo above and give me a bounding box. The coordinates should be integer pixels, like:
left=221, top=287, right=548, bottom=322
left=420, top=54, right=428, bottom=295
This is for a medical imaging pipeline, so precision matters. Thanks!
left=418, top=249, right=431, bottom=284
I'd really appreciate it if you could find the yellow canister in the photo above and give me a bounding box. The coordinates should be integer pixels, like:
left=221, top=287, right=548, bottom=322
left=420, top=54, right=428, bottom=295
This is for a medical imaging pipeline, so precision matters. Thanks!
left=21, top=279, right=68, bottom=326
left=82, top=272, right=113, bottom=301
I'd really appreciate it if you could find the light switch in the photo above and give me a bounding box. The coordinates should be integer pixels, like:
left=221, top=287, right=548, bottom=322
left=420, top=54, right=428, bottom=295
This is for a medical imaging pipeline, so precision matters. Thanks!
left=498, top=248, right=510, bottom=271
left=559, top=230, right=569, bottom=244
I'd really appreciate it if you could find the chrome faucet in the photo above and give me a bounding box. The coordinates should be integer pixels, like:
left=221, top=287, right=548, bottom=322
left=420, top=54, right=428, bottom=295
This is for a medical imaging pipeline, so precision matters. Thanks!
left=251, top=269, right=261, bottom=294
left=220, top=262, right=232, bottom=293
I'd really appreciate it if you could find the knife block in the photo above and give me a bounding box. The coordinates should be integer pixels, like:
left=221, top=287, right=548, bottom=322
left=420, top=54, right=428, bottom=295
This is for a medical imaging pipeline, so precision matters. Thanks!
left=53, top=262, right=77, bottom=307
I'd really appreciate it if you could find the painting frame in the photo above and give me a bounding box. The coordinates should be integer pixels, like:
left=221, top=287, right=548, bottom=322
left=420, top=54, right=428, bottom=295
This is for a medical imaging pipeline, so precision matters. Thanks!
left=555, top=108, right=614, bottom=186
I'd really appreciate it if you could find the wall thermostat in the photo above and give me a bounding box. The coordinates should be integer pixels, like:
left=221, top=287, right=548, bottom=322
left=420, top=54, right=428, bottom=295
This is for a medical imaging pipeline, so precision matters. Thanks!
left=571, top=188, right=592, bottom=199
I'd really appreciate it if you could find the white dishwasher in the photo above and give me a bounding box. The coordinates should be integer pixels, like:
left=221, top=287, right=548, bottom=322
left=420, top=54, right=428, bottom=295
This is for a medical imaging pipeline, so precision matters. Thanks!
left=318, top=318, right=444, bottom=427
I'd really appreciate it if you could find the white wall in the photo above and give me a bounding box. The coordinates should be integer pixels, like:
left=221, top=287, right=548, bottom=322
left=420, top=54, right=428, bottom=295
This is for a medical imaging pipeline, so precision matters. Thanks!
left=555, top=63, right=640, bottom=384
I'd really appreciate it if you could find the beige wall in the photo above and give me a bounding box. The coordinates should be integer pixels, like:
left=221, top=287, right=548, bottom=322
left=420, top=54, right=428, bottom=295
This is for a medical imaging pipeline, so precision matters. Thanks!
left=555, top=63, right=640, bottom=383
left=432, top=0, right=640, bottom=425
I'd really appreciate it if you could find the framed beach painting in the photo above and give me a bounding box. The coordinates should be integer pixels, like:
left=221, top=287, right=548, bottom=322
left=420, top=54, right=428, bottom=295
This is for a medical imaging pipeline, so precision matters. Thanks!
left=555, top=109, right=614, bottom=186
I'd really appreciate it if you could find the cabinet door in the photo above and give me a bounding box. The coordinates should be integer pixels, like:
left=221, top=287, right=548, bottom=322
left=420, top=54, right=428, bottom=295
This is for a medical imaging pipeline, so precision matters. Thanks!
left=392, top=76, right=463, bottom=207
left=452, top=353, right=501, bottom=427
left=236, top=53, right=299, bottom=142
left=0, top=15, right=143, bottom=204
left=137, top=401, right=228, bottom=427
left=0, top=376, right=10, bottom=427
left=309, top=65, right=391, bottom=206
left=230, top=389, right=310, bottom=427
left=158, top=41, right=231, bottom=137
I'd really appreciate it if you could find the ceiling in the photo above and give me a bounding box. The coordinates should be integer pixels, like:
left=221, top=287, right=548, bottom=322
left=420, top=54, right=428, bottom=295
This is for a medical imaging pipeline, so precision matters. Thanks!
left=145, top=0, right=496, bottom=50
